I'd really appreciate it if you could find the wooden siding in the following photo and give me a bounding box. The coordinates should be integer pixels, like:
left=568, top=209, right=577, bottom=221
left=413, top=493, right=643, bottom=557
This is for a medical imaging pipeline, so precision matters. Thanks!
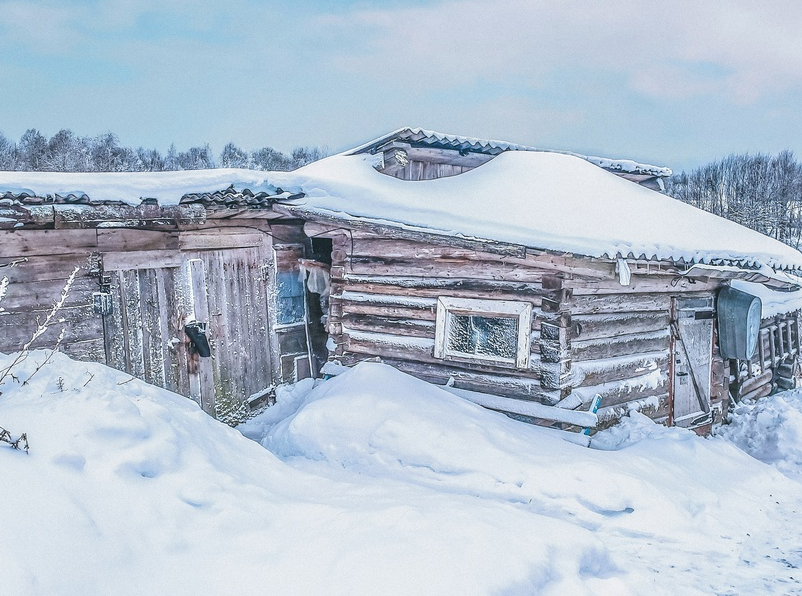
left=312, top=220, right=728, bottom=430
left=0, top=220, right=315, bottom=419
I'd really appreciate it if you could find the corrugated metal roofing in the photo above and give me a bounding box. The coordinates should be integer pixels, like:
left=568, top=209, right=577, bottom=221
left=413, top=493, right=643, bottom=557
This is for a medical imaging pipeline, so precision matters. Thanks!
left=348, top=127, right=672, bottom=177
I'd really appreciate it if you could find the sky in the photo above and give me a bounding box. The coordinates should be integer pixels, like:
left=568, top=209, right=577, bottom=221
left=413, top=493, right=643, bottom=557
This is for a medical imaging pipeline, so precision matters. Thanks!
left=2, top=0, right=802, bottom=173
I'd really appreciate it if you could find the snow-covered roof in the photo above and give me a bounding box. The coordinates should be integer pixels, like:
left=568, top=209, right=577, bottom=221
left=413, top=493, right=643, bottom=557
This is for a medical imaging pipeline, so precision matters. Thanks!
left=349, top=127, right=673, bottom=178
left=1, top=148, right=801, bottom=272
left=267, top=151, right=802, bottom=271
left=731, top=280, right=802, bottom=318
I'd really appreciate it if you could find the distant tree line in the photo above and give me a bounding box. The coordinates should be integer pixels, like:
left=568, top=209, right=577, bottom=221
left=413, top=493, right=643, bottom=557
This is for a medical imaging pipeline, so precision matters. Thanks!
left=664, top=151, right=802, bottom=250
left=0, top=128, right=326, bottom=173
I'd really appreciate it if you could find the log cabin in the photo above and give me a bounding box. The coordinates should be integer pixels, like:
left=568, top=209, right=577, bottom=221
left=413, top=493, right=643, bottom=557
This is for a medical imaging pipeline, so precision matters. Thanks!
left=2, top=127, right=802, bottom=435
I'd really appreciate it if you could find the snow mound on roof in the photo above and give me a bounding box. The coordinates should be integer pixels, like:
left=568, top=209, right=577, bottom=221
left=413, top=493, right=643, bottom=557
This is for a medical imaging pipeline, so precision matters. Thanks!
left=0, top=168, right=277, bottom=205
left=731, top=279, right=802, bottom=318
left=271, top=152, right=802, bottom=269
left=715, top=390, right=802, bottom=482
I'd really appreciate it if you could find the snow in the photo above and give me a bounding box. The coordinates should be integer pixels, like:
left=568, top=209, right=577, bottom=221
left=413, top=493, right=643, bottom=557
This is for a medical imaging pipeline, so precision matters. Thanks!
left=269, top=152, right=802, bottom=270
left=2, top=149, right=802, bottom=271
left=4, top=351, right=802, bottom=595
left=715, top=390, right=802, bottom=483
left=732, top=279, right=802, bottom=318
left=0, top=168, right=278, bottom=206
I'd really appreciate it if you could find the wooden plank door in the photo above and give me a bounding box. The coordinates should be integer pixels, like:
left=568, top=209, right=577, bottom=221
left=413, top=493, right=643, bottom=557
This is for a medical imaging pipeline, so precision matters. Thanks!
left=102, top=263, right=194, bottom=400
left=672, top=296, right=714, bottom=427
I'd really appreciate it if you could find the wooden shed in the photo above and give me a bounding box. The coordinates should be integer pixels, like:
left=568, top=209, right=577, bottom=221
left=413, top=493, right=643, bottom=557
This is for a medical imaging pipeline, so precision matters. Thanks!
left=0, top=177, right=326, bottom=423
left=266, top=128, right=802, bottom=434
left=3, top=128, right=802, bottom=436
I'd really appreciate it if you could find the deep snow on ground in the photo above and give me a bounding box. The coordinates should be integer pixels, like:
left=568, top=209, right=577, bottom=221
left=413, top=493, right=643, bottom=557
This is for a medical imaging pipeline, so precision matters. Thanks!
left=2, top=352, right=802, bottom=595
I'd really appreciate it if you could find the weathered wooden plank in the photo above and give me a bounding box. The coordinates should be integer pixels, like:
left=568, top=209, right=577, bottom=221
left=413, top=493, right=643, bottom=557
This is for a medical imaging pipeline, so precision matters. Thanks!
left=0, top=304, right=103, bottom=351
left=119, top=270, right=145, bottom=379
left=103, top=270, right=127, bottom=374
left=186, top=259, right=215, bottom=415
left=96, top=229, right=179, bottom=252
left=0, top=275, right=96, bottom=311
left=0, top=229, right=98, bottom=257
left=0, top=254, right=94, bottom=283
left=179, top=230, right=264, bottom=251
left=138, top=268, right=165, bottom=388
left=340, top=313, right=436, bottom=339
left=573, top=329, right=671, bottom=361
left=103, top=250, right=183, bottom=271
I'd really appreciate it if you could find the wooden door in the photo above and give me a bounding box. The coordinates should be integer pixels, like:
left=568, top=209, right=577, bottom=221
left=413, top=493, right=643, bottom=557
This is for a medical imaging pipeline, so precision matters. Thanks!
left=672, top=296, right=714, bottom=427
left=101, top=243, right=278, bottom=419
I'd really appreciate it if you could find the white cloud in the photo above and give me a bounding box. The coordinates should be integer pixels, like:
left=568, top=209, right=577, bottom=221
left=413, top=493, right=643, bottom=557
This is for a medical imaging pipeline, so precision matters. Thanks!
left=317, top=0, right=802, bottom=103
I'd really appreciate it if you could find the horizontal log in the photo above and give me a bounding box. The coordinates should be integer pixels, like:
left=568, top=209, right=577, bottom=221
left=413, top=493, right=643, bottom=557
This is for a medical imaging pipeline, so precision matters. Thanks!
left=596, top=393, right=670, bottom=427
left=572, top=369, right=669, bottom=409
left=740, top=382, right=773, bottom=402
left=776, top=376, right=795, bottom=390
left=286, top=208, right=527, bottom=257
left=344, top=328, right=436, bottom=361
left=331, top=299, right=437, bottom=322
left=0, top=229, right=98, bottom=257
left=571, top=311, right=670, bottom=341
left=346, top=256, right=548, bottom=283
left=573, top=329, right=671, bottom=361
left=569, top=293, right=672, bottom=315
left=739, top=370, right=773, bottom=397
left=568, top=276, right=720, bottom=295
left=571, top=351, right=670, bottom=388
left=340, top=313, right=436, bottom=339
left=341, top=273, right=546, bottom=300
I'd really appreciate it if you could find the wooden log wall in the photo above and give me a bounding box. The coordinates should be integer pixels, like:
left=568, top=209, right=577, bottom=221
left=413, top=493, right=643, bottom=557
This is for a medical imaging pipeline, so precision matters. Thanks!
left=566, top=270, right=719, bottom=425
left=0, top=218, right=314, bottom=417
left=313, top=224, right=625, bottom=406
left=310, top=218, right=727, bottom=429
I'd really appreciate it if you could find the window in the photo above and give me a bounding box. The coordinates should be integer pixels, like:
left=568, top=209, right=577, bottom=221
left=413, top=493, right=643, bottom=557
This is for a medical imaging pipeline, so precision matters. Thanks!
left=276, top=271, right=306, bottom=325
left=434, top=297, right=532, bottom=368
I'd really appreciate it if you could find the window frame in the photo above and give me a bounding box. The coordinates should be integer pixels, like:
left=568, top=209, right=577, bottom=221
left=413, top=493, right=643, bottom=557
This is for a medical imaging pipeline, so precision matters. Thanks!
left=433, top=296, right=532, bottom=369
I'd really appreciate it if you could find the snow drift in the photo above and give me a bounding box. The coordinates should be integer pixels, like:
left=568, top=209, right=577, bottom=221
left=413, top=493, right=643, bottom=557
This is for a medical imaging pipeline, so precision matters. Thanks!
left=2, top=352, right=802, bottom=595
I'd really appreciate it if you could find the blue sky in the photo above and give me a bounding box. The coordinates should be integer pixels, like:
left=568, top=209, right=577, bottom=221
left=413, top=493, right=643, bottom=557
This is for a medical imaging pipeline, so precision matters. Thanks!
left=2, top=0, right=802, bottom=172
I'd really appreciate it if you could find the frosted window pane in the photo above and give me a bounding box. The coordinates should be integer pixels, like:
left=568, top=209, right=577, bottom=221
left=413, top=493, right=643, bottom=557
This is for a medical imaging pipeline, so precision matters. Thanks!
left=447, top=314, right=518, bottom=360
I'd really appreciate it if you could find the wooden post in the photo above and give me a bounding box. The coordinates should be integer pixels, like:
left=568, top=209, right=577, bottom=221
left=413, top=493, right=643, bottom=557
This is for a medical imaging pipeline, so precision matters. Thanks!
left=186, top=258, right=215, bottom=416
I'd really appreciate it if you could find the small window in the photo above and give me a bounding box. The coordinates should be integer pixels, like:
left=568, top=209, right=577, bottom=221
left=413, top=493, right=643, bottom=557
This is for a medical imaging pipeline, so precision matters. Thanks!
left=434, top=297, right=532, bottom=368
left=276, top=271, right=305, bottom=325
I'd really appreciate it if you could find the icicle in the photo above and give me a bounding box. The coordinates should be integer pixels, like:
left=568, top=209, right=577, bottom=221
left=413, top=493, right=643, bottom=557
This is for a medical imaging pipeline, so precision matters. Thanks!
left=616, top=257, right=631, bottom=286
